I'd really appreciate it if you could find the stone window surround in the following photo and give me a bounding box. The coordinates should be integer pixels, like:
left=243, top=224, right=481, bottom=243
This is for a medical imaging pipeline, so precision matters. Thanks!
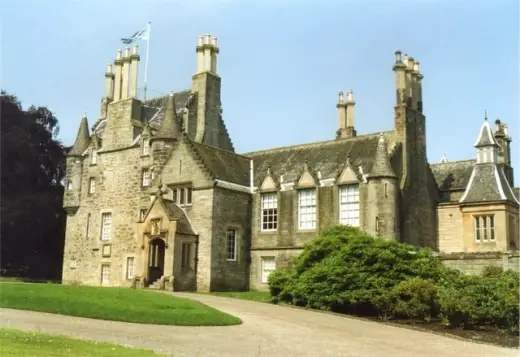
left=88, top=177, right=96, bottom=194
left=260, top=256, right=276, bottom=284
left=86, top=213, right=91, bottom=239
left=474, top=214, right=496, bottom=242
left=138, top=208, right=148, bottom=222
left=100, top=263, right=111, bottom=285
left=260, top=192, right=278, bottom=232
left=169, top=185, right=193, bottom=207
left=298, top=188, right=317, bottom=230
left=141, top=168, right=151, bottom=188
left=90, top=148, right=98, bottom=165
left=125, top=256, right=135, bottom=280
left=339, top=184, right=360, bottom=227
left=100, top=209, right=113, bottom=241
left=141, top=136, right=150, bottom=157
left=226, top=226, right=241, bottom=262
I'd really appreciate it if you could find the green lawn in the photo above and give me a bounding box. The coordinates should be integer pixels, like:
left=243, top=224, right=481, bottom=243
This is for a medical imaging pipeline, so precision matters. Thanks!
left=0, top=283, right=241, bottom=326
left=209, top=291, right=271, bottom=303
left=0, top=328, right=165, bottom=357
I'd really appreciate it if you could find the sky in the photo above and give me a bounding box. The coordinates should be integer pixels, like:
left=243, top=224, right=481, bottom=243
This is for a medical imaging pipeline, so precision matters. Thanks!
left=3, top=0, right=519, bottom=171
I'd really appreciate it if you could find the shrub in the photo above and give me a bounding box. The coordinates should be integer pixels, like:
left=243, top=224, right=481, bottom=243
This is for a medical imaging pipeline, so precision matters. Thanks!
left=392, top=278, right=439, bottom=322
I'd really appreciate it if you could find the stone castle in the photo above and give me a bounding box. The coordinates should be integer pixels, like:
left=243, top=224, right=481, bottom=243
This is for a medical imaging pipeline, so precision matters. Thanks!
left=62, top=34, right=520, bottom=291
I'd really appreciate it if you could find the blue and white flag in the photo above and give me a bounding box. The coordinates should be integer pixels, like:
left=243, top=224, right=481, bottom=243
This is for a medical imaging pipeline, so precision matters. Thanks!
left=121, top=26, right=149, bottom=45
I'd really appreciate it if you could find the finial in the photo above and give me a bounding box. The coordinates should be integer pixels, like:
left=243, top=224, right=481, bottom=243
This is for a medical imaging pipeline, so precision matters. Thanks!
left=484, top=109, right=488, bottom=121
left=346, top=89, right=354, bottom=102
left=169, top=90, right=174, bottom=97
left=346, top=154, right=351, bottom=166
left=267, top=166, right=271, bottom=176
left=304, top=158, right=309, bottom=171
left=82, top=111, right=87, bottom=119
left=440, top=153, right=448, bottom=163
left=338, top=90, right=344, bottom=103
left=394, top=50, right=402, bottom=63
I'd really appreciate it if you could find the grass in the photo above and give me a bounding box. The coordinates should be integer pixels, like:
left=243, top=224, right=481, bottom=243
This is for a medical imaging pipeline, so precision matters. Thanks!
left=0, top=283, right=241, bottom=326
left=209, top=291, right=271, bottom=303
left=0, top=328, right=165, bottom=357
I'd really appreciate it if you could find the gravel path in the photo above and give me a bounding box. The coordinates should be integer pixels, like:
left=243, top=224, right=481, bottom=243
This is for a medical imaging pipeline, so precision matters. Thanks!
left=0, top=292, right=516, bottom=357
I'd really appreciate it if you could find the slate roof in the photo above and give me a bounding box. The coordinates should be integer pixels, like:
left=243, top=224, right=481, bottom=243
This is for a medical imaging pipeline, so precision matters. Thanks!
left=244, top=131, right=396, bottom=186
left=370, top=134, right=396, bottom=178
left=69, top=115, right=90, bottom=156
left=474, top=120, right=499, bottom=148
left=459, top=163, right=519, bottom=204
left=189, top=141, right=251, bottom=186
left=151, top=93, right=181, bottom=140
left=161, top=199, right=198, bottom=235
left=514, top=187, right=520, bottom=201
left=91, top=90, right=192, bottom=135
left=429, top=160, right=475, bottom=191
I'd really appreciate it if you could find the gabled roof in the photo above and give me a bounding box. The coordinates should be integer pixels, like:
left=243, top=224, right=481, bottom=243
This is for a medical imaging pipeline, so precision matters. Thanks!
left=430, top=160, right=475, bottom=191
left=459, top=163, right=519, bottom=205
left=189, top=141, right=251, bottom=186
left=244, top=131, right=396, bottom=186
left=474, top=119, right=499, bottom=148
left=143, top=194, right=198, bottom=235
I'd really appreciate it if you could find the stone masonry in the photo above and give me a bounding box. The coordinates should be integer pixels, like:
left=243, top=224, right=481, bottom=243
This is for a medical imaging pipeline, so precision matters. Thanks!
left=62, top=36, right=520, bottom=292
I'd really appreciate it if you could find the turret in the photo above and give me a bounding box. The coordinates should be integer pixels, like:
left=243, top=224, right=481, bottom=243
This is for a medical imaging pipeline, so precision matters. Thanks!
left=64, top=113, right=90, bottom=214
left=366, top=133, right=399, bottom=239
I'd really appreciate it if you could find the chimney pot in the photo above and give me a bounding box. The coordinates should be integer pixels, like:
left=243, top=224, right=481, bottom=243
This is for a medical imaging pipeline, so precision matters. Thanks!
left=197, top=36, right=204, bottom=46
left=395, top=50, right=402, bottom=63
left=205, top=34, right=211, bottom=44
left=132, top=45, right=139, bottom=55
left=346, top=89, right=354, bottom=102
left=107, top=63, right=113, bottom=73
left=116, top=49, right=122, bottom=60
left=211, top=36, right=218, bottom=46
left=124, top=47, right=131, bottom=57
left=338, top=90, right=345, bottom=103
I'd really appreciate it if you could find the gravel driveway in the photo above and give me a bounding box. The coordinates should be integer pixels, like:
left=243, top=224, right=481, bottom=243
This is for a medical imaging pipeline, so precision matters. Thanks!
left=0, top=292, right=516, bottom=357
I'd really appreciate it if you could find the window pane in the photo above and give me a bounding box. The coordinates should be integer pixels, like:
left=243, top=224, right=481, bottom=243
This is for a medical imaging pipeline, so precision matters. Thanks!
left=179, top=188, right=185, bottom=205
left=299, top=189, right=316, bottom=229
left=187, top=188, right=193, bottom=204
left=226, top=229, right=237, bottom=261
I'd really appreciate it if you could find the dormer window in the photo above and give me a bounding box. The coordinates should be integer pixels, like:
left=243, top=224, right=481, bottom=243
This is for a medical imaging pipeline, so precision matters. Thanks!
left=142, top=137, right=150, bottom=156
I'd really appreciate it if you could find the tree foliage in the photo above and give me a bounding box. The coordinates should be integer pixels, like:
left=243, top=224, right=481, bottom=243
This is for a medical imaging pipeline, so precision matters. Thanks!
left=268, top=225, right=519, bottom=332
left=1, top=91, right=67, bottom=280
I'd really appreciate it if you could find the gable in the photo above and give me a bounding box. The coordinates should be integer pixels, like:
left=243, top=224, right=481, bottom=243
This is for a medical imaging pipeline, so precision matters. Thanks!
left=260, top=175, right=277, bottom=191
left=337, top=165, right=360, bottom=184
left=297, top=171, right=316, bottom=188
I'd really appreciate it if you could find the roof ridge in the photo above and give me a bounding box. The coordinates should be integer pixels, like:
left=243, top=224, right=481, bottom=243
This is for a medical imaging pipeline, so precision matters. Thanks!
left=429, top=159, right=475, bottom=166
left=243, top=130, right=394, bottom=156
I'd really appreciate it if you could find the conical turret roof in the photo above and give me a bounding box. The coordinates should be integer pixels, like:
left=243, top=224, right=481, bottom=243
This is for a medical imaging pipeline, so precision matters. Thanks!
left=369, top=133, right=396, bottom=178
left=474, top=118, right=499, bottom=148
left=151, top=92, right=181, bottom=141
left=69, top=113, right=90, bottom=156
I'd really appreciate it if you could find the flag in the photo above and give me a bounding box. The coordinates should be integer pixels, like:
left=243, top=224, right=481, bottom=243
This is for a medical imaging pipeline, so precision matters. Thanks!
left=121, top=26, right=149, bottom=45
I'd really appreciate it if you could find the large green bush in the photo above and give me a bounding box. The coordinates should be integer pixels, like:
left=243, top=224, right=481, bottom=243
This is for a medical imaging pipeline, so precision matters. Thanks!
left=268, top=225, right=519, bottom=332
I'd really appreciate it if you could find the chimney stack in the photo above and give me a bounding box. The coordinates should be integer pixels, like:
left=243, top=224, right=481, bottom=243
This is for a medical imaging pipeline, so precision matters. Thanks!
left=113, top=49, right=123, bottom=101
left=121, top=47, right=131, bottom=100
left=129, top=45, right=140, bottom=98
left=392, top=50, right=407, bottom=106
left=104, top=63, right=114, bottom=99
left=195, top=33, right=220, bottom=75
left=336, top=89, right=357, bottom=139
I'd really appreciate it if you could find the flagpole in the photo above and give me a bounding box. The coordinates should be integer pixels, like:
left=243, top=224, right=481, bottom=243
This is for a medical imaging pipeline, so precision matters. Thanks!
left=143, top=22, right=151, bottom=101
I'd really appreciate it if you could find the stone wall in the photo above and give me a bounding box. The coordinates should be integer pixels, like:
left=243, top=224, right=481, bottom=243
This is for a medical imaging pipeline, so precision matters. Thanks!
left=439, top=251, right=520, bottom=274
left=210, top=187, right=251, bottom=291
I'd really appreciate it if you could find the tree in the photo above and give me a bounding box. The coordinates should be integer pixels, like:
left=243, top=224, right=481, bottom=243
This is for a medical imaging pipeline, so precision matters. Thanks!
left=1, top=91, right=67, bottom=280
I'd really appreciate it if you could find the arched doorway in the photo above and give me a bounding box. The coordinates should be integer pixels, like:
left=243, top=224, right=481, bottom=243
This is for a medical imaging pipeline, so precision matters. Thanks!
left=148, top=238, right=165, bottom=284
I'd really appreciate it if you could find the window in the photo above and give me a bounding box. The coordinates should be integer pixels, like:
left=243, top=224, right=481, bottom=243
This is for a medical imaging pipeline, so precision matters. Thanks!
left=142, top=169, right=150, bottom=187
left=376, top=216, right=380, bottom=233
left=261, top=193, right=278, bottom=231
left=171, top=186, right=193, bottom=206
left=142, top=138, right=150, bottom=156
left=91, top=149, right=97, bottom=165
left=181, top=243, right=192, bottom=268
left=67, top=180, right=73, bottom=191
left=339, top=185, right=360, bottom=227
left=126, top=257, right=134, bottom=280
left=89, top=178, right=96, bottom=194
left=101, top=213, right=112, bottom=241
left=101, top=264, right=110, bottom=285
left=474, top=215, right=495, bottom=242
left=139, top=209, right=147, bottom=221
left=86, top=213, right=91, bottom=238
left=384, top=183, right=388, bottom=198
left=226, top=228, right=237, bottom=261
left=261, top=257, right=276, bottom=283
left=298, top=189, right=317, bottom=230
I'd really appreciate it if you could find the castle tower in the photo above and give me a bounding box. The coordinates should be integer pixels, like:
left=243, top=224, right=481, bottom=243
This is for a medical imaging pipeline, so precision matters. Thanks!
left=336, top=89, right=357, bottom=139
left=64, top=113, right=90, bottom=213
left=366, top=133, right=399, bottom=239
left=392, top=50, right=437, bottom=248
left=191, top=34, right=223, bottom=148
